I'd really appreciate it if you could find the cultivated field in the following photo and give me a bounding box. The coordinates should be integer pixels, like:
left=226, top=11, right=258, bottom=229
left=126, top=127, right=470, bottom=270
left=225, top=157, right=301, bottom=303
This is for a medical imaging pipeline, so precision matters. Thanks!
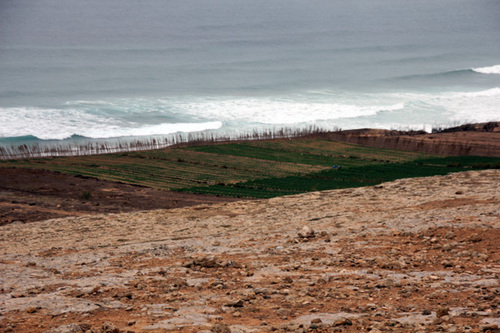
left=2, top=139, right=499, bottom=199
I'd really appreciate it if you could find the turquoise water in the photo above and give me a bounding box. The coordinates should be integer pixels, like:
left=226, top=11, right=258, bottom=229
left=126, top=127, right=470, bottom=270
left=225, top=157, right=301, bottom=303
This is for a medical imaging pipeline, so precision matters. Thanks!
left=1, top=0, right=499, bottom=147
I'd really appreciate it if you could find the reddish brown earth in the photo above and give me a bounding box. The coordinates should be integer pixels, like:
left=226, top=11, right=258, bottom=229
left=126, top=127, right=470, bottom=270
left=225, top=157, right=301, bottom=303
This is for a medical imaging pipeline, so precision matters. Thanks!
left=1, top=127, right=500, bottom=226
left=324, top=122, right=500, bottom=157
left=0, top=169, right=499, bottom=333
left=0, top=130, right=499, bottom=333
left=0, top=168, right=242, bottom=226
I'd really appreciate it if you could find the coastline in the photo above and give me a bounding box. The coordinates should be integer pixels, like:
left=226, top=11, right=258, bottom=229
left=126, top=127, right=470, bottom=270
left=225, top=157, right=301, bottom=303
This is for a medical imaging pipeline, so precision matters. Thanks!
left=1, top=122, right=499, bottom=225
left=0, top=124, right=499, bottom=332
left=2, top=121, right=500, bottom=160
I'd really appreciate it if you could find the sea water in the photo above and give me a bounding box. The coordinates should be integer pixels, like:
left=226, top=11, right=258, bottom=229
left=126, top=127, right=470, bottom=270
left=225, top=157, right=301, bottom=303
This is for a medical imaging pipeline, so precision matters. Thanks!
left=1, top=0, right=499, bottom=149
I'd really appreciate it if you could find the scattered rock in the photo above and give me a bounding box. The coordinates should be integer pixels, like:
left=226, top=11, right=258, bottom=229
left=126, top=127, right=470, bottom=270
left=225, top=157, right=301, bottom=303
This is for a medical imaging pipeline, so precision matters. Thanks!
left=195, top=256, right=220, bottom=268
left=26, top=306, right=38, bottom=314
left=468, top=234, right=483, bottom=243
left=184, top=256, right=219, bottom=268
left=100, top=322, right=120, bottom=333
left=436, top=307, right=450, bottom=318
left=211, top=323, right=231, bottom=333
left=480, top=324, right=499, bottom=332
left=225, top=299, right=244, bottom=307
left=298, top=226, right=315, bottom=239
left=2, top=169, right=499, bottom=333
left=276, top=308, right=292, bottom=317
left=44, top=324, right=90, bottom=333
left=333, top=318, right=353, bottom=326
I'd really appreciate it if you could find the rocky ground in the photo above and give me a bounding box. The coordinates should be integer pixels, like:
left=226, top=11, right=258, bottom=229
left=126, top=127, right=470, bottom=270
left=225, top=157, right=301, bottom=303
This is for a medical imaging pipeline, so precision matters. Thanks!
left=0, top=169, right=499, bottom=332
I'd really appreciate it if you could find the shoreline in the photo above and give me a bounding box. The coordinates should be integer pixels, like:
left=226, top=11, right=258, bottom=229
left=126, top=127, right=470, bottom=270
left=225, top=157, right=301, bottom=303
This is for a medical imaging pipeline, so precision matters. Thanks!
left=1, top=124, right=499, bottom=332
left=1, top=122, right=500, bottom=225
left=2, top=121, right=499, bottom=160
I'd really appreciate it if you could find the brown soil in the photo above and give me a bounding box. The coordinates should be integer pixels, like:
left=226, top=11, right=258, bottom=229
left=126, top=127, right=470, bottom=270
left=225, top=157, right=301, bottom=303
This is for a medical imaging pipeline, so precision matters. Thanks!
left=0, top=130, right=499, bottom=333
left=0, top=168, right=242, bottom=226
left=0, top=169, right=498, bottom=333
left=323, top=122, right=500, bottom=157
left=1, top=127, right=500, bottom=226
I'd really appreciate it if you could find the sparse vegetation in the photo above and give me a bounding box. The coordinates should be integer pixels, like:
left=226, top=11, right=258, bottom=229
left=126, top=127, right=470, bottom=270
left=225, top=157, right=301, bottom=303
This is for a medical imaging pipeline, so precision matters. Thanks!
left=80, top=191, right=92, bottom=201
left=2, top=138, right=499, bottom=199
left=432, top=121, right=499, bottom=133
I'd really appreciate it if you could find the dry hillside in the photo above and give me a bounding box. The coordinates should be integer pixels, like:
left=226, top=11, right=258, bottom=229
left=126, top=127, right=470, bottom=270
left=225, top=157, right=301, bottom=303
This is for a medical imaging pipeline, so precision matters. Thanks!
left=1, top=169, right=499, bottom=332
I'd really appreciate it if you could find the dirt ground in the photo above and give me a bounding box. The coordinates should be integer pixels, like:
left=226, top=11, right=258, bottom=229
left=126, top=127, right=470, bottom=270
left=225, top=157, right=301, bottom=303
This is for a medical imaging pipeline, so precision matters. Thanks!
left=324, top=123, right=500, bottom=158
left=2, top=128, right=500, bottom=226
left=0, top=130, right=499, bottom=333
left=0, top=168, right=242, bottom=226
left=1, top=169, right=499, bottom=333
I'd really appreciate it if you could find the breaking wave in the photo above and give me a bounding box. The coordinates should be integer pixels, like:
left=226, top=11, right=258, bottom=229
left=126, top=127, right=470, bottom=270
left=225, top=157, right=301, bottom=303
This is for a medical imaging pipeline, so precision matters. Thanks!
left=472, top=65, right=500, bottom=74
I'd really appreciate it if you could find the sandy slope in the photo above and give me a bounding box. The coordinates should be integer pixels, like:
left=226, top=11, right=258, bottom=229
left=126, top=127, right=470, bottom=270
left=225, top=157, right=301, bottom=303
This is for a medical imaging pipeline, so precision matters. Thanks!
left=1, top=170, right=499, bottom=332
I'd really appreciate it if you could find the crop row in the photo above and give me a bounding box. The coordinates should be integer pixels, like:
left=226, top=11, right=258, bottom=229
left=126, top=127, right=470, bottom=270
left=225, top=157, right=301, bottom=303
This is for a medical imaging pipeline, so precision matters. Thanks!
left=236, top=139, right=428, bottom=163
left=3, top=140, right=500, bottom=199
left=187, top=142, right=421, bottom=168
left=178, top=160, right=499, bottom=198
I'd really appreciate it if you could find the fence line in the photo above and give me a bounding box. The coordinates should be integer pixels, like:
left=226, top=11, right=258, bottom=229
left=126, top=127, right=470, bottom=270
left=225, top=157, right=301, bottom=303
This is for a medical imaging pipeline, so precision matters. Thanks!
left=0, top=126, right=336, bottom=160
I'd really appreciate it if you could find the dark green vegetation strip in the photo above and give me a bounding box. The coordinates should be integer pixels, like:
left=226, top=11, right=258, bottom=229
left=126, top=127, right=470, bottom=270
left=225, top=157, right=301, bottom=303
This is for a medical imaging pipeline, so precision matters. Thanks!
left=2, top=139, right=499, bottom=198
left=178, top=163, right=480, bottom=198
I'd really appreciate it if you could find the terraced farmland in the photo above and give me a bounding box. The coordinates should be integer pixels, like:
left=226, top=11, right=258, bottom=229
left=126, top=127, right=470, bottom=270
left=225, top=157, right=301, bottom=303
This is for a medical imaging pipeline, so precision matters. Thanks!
left=2, top=139, right=499, bottom=198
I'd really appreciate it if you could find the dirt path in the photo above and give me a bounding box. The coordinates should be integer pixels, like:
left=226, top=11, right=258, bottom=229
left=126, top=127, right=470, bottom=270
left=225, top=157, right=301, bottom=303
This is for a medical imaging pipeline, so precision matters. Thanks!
left=1, top=170, right=498, bottom=332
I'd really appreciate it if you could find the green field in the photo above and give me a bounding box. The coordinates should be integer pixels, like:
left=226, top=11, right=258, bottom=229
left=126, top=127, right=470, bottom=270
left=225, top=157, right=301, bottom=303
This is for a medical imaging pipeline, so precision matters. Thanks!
left=2, top=139, right=499, bottom=198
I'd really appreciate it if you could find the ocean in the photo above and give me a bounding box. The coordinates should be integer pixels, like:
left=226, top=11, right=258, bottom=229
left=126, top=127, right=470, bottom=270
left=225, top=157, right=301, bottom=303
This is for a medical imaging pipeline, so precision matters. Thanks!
left=1, top=0, right=499, bottom=151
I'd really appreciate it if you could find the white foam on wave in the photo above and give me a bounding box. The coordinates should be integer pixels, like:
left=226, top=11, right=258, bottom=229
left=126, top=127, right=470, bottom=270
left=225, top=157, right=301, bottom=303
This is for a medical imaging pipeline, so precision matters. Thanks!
left=472, top=65, right=500, bottom=74
left=176, top=97, right=405, bottom=124
left=1, top=87, right=498, bottom=143
left=65, top=100, right=110, bottom=106
left=441, top=88, right=500, bottom=121
left=452, top=87, right=500, bottom=97
left=382, top=87, right=500, bottom=125
left=0, top=106, right=222, bottom=140
left=0, top=107, right=120, bottom=140
left=83, top=121, right=222, bottom=139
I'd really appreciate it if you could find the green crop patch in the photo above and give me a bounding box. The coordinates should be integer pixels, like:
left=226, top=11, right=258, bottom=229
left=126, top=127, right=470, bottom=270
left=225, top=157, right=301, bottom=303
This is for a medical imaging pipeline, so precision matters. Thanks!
left=186, top=143, right=339, bottom=166
left=242, top=139, right=428, bottom=163
left=176, top=157, right=500, bottom=198
left=175, top=163, right=492, bottom=198
left=413, top=156, right=500, bottom=169
left=2, top=139, right=499, bottom=199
